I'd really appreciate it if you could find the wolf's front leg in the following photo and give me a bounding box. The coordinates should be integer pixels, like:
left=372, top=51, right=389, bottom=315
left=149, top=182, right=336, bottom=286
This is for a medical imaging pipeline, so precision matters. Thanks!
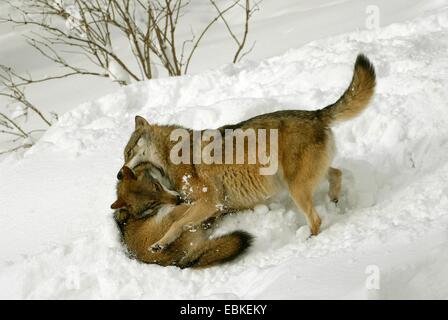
left=150, top=198, right=218, bottom=252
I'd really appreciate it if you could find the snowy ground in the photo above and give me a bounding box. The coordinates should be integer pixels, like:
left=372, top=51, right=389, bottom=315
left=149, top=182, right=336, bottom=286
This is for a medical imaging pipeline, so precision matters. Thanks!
left=1, top=1, right=448, bottom=299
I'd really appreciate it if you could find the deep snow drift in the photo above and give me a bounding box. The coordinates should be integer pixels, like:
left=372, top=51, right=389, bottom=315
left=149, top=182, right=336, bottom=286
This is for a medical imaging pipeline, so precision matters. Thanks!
left=1, top=8, right=448, bottom=299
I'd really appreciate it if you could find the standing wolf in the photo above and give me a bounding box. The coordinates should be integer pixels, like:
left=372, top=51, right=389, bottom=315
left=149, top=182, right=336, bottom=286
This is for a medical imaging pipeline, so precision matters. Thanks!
left=118, top=54, right=376, bottom=251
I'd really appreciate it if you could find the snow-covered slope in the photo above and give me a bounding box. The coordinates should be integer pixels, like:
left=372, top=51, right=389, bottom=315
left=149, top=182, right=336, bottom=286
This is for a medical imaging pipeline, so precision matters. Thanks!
left=1, top=7, right=448, bottom=299
left=0, top=0, right=444, bottom=116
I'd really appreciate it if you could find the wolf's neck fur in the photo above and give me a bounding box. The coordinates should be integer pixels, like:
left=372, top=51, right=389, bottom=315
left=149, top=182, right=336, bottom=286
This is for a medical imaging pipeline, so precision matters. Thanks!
left=154, top=204, right=176, bottom=224
left=152, top=124, right=196, bottom=190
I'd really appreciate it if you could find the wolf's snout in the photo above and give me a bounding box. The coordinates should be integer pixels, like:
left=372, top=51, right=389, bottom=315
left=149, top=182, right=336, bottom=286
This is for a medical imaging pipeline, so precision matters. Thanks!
left=117, top=166, right=137, bottom=180
left=117, top=168, right=124, bottom=180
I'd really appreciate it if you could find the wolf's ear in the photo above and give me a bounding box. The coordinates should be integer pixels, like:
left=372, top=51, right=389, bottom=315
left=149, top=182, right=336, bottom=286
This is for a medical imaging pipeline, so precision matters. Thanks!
left=111, top=198, right=126, bottom=209
left=135, top=115, right=149, bottom=129
left=122, top=166, right=137, bottom=180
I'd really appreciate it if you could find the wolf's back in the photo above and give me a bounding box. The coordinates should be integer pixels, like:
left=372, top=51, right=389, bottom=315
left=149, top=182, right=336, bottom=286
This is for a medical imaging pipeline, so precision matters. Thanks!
left=320, top=54, right=376, bottom=124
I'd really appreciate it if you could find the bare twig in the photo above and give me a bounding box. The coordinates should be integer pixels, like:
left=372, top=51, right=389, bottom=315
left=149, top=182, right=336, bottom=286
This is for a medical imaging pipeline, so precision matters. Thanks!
left=0, top=143, right=33, bottom=155
left=1, top=0, right=260, bottom=80
left=0, top=0, right=262, bottom=154
left=0, top=65, right=53, bottom=154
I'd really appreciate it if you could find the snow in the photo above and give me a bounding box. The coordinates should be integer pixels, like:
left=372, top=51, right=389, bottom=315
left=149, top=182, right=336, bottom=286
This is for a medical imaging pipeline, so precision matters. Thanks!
left=1, top=2, right=448, bottom=299
left=108, top=60, right=131, bottom=86
left=0, top=1, right=444, bottom=117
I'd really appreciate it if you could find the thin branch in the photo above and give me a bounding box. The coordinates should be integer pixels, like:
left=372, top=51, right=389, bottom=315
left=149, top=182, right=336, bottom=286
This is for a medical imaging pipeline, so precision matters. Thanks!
left=184, top=0, right=240, bottom=73
left=0, top=143, right=33, bottom=155
left=0, top=112, right=29, bottom=138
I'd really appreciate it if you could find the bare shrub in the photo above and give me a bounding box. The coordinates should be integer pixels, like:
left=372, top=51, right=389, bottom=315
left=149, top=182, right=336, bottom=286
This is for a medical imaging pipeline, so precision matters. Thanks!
left=2, top=0, right=261, bottom=84
left=0, top=0, right=261, bottom=154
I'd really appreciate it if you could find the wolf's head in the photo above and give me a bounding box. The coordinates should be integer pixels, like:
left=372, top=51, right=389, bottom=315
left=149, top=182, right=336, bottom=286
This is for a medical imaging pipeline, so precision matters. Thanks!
left=117, top=115, right=165, bottom=180
left=111, top=164, right=181, bottom=219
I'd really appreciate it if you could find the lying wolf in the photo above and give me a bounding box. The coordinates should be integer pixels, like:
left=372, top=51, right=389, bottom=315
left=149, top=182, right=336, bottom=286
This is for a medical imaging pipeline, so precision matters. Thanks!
left=118, top=54, right=375, bottom=251
left=112, top=164, right=253, bottom=268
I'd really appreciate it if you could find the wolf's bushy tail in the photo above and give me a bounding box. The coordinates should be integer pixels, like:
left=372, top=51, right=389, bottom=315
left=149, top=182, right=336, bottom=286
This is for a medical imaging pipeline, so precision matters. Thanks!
left=320, top=54, right=376, bottom=124
left=192, top=231, right=253, bottom=268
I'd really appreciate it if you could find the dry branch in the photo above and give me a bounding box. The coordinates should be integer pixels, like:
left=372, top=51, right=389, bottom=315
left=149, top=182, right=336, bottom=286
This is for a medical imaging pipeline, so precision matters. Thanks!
left=0, top=0, right=262, bottom=154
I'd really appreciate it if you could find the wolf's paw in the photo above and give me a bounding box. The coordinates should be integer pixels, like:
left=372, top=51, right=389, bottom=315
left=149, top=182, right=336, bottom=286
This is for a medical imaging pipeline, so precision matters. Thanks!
left=114, top=209, right=129, bottom=223
left=183, top=223, right=198, bottom=232
left=296, top=225, right=311, bottom=241
left=149, top=243, right=166, bottom=253
left=201, top=217, right=216, bottom=230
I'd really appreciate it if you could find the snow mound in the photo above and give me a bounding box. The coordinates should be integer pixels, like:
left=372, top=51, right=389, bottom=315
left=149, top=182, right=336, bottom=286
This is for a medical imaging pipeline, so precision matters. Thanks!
left=1, top=9, right=448, bottom=299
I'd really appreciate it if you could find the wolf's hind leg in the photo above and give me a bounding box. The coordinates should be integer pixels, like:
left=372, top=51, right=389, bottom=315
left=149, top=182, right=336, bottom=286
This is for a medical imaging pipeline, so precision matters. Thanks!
left=327, top=167, right=342, bottom=204
left=285, top=146, right=330, bottom=236
left=150, top=199, right=218, bottom=252
left=289, top=185, right=322, bottom=236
